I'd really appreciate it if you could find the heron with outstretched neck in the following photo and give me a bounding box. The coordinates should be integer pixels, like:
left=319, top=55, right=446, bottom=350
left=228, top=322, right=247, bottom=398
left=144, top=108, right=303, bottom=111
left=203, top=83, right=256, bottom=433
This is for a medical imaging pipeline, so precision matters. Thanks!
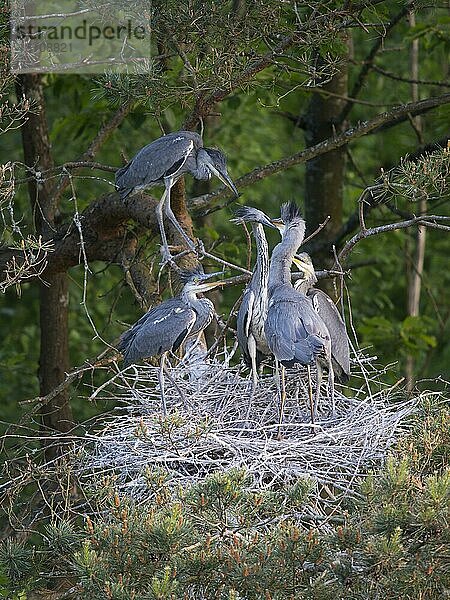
left=231, top=207, right=277, bottom=391
left=116, top=131, right=239, bottom=263
left=293, top=252, right=350, bottom=393
left=118, top=267, right=223, bottom=413
left=266, top=203, right=333, bottom=436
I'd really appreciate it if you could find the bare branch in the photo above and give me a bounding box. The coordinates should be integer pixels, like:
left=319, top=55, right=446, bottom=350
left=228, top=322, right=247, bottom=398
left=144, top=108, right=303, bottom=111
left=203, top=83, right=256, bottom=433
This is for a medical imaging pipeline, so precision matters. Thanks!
left=190, top=93, right=450, bottom=211
left=337, top=215, right=450, bottom=266
left=338, top=4, right=411, bottom=123
left=52, top=100, right=133, bottom=201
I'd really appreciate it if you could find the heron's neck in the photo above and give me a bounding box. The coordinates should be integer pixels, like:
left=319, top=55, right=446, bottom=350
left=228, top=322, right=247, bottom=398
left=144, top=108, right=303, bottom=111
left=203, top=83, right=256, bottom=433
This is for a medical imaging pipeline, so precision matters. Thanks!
left=268, top=227, right=304, bottom=292
left=191, top=149, right=212, bottom=181
left=182, top=290, right=212, bottom=315
left=252, top=223, right=269, bottom=290
left=295, top=271, right=317, bottom=293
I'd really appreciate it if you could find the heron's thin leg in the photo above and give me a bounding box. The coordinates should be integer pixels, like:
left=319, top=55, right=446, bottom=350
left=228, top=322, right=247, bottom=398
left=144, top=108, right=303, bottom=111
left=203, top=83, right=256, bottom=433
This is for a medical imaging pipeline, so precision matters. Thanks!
left=159, top=352, right=168, bottom=415
left=245, top=335, right=258, bottom=422
left=276, top=362, right=287, bottom=441
left=307, top=364, right=315, bottom=425
left=314, top=360, right=323, bottom=416
left=163, top=178, right=196, bottom=251
left=327, top=356, right=335, bottom=417
left=156, top=189, right=174, bottom=265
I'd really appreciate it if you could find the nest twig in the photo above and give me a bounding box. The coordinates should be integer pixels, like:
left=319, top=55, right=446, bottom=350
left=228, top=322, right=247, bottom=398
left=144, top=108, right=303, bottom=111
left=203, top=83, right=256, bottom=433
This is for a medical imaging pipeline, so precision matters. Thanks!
left=76, top=351, right=417, bottom=503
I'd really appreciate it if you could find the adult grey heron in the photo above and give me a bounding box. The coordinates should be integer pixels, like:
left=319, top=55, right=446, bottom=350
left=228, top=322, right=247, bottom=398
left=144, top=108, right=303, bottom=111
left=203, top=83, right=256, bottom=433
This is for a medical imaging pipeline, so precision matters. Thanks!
left=118, top=267, right=223, bottom=413
left=115, top=131, right=239, bottom=262
left=293, top=252, right=350, bottom=384
left=265, top=202, right=333, bottom=435
left=231, top=206, right=277, bottom=389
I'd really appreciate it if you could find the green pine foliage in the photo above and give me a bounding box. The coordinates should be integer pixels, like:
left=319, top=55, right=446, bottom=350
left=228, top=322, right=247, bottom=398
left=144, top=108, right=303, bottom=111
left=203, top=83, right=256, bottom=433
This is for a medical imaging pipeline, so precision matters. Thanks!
left=1, top=400, right=448, bottom=599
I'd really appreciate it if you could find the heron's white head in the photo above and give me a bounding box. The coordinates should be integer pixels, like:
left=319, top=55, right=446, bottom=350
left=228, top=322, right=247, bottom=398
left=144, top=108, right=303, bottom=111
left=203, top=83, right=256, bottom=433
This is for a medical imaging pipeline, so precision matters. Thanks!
left=200, top=148, right=239, bottom=197
left=292, top=252, right=317, bottom=285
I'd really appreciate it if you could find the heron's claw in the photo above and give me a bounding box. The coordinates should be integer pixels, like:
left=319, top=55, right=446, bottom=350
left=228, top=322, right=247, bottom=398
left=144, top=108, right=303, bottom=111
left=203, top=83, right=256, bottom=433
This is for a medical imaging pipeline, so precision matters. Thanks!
left=159, top=244, right=177, bottom=268
left=195, top=238, right=205, bottom=258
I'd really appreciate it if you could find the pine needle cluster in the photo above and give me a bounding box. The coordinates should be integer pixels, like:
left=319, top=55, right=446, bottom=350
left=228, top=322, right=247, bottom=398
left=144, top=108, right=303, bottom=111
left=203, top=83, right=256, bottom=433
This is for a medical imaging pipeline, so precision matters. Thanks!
left=1, top=398, right=448, bottom=599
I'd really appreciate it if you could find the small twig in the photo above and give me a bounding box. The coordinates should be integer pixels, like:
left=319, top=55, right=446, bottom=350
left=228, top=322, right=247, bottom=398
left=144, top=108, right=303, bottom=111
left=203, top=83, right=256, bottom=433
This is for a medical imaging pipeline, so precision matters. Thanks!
left=302, top=216, right=331, bottom=245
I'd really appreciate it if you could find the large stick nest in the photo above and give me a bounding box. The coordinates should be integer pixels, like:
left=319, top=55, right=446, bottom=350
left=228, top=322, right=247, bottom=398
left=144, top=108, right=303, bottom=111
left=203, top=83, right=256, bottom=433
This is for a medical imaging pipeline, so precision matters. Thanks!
left=77, top=351, right=417, bottom=502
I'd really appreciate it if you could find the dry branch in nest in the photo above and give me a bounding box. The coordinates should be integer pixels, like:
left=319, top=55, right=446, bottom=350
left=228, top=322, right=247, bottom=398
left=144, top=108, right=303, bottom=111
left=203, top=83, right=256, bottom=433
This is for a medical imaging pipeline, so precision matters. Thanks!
left=75, top=351, right=417, bottom=505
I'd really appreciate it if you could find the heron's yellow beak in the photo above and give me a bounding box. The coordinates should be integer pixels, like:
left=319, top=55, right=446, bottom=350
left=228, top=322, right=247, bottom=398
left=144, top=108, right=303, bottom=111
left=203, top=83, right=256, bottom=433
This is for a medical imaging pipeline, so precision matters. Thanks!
left=271, top=218, right=285, bottom=234
left=209, top=165, right=239, bottom=197
left=292, top=255, right=315, bottom=278
left=194, top=280, right=225, bottom=293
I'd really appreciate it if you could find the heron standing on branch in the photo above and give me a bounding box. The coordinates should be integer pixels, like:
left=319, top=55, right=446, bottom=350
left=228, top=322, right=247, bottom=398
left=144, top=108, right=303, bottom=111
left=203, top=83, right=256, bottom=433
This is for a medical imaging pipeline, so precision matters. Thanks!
left=118, top=267, right=223, bottom=413
left=231, top=206, right=277, bottom=394
left=115, top=131, right=239, bottom=263
left=266, top=203, right=333, bottom=436
left=293, top=252, right=350, bottom=385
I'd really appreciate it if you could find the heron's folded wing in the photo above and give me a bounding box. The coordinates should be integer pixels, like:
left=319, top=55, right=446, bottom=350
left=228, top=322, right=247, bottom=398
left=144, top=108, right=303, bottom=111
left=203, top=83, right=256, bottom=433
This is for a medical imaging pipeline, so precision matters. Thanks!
left=115, top=134, right=196, bottom=192
left=119, top=298, right=196, bottom=366
left=265, top=299, right=325, bottom=366
left=309, top=289, right=350, bottom=376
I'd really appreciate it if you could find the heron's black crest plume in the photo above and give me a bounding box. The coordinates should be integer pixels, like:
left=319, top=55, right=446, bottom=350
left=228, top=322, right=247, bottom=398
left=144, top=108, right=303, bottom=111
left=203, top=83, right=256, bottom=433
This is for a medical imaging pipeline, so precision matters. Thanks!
left=280, top=202, right=303, bottom=224
left=203, top=147, right=227, bottom=168
left=231, top=206, right=261, bottom=222
left=178, top=266, right=205, bottom=283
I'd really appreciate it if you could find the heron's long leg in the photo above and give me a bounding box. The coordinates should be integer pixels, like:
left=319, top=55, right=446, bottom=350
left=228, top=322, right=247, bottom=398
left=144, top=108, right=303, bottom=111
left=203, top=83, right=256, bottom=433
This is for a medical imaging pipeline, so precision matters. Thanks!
left=276, top=362, right=287, bottom=441
left=314, top=360, right=323, bottom=415
left=159, top=352, right=168, bottom=415
left=307, top=364, right=315, bottom=424
left=156, top=189, right=173, bottom=264
left=245, top=334, right=258, bottom=422
left=327, top=355, right=335, bottom=417
left=163, top=178, right=196, bottom=251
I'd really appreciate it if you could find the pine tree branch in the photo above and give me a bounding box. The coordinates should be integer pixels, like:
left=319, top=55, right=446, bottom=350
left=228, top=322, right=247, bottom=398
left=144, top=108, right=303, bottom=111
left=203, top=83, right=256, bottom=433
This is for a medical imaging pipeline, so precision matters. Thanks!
left=52, top=100, right=133, bottom=202
left=338, top=3, right=411, bottom=123
left=189, top=93, right=450, bottom=211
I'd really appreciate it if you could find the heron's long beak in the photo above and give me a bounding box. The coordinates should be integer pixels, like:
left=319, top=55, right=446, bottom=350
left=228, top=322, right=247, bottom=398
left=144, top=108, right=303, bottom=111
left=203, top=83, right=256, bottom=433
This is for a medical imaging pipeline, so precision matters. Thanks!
left=292, top=256, right=316, bottom=279
left=209, top=165, right=239, bottom=197
left=195, top=280, right=225, bottom=293
left=199, top=270, right=223, bottom=281
left=271, top=218, right=285, bottom=234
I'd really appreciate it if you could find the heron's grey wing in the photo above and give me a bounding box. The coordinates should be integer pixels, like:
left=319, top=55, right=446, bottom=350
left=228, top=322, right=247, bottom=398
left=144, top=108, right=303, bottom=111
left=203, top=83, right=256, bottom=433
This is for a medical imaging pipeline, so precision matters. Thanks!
left=265, top=295, right=326, bottom=367
left=309, top=289, right=350, bottom=378
left=115, top=133, right=198, bottom=197
left=236, top=288, right=254, bottom=366
left=119, top=298, right=196, bottom=366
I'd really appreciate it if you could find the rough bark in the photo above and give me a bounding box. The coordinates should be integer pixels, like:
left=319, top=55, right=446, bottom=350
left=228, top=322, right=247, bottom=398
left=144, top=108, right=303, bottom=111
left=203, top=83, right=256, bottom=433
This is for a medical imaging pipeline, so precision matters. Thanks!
left=303, top=44, right=349, bottom=289
left=16, top=74, right=73, bottom=446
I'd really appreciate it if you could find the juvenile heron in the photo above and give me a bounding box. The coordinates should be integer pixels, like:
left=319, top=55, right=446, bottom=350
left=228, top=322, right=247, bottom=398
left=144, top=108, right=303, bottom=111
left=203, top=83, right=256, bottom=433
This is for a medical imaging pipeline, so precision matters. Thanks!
left=116, top=131, right=238, bottom=262
left=118, top=267, right=223, bottom=413
left=293, top=252, right=350, bottom=384
left=265, top=203, right=333, bottom=435
left=231, top=206, right=277, bottom=389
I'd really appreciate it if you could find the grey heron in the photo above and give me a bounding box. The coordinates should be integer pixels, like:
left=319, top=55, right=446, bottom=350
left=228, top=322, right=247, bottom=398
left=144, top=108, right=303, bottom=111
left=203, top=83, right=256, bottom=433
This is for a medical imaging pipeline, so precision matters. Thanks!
left=115, top=131, right=239, bottom=263
left=292, top=252, right=350, bottom=384
left=265, top=202, right=333, bottom=435
left=231, top=206, right=277, bottom=389
left=118, top=267, right=223, bottom=413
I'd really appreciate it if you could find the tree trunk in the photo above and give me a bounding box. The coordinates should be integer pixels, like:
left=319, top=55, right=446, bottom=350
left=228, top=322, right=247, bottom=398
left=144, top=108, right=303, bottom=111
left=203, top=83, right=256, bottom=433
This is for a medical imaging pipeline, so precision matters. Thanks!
left=16, top=74, right=73, bottom=451
left=405, top=10, right=425, bottom=392
left=303, top=47, right=349, bottom=294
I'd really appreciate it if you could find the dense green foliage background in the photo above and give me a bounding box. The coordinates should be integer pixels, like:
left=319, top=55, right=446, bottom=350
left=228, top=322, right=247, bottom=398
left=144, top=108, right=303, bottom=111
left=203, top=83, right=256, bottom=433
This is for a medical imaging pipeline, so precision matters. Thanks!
left=0, top=1, right=449, bottom=597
